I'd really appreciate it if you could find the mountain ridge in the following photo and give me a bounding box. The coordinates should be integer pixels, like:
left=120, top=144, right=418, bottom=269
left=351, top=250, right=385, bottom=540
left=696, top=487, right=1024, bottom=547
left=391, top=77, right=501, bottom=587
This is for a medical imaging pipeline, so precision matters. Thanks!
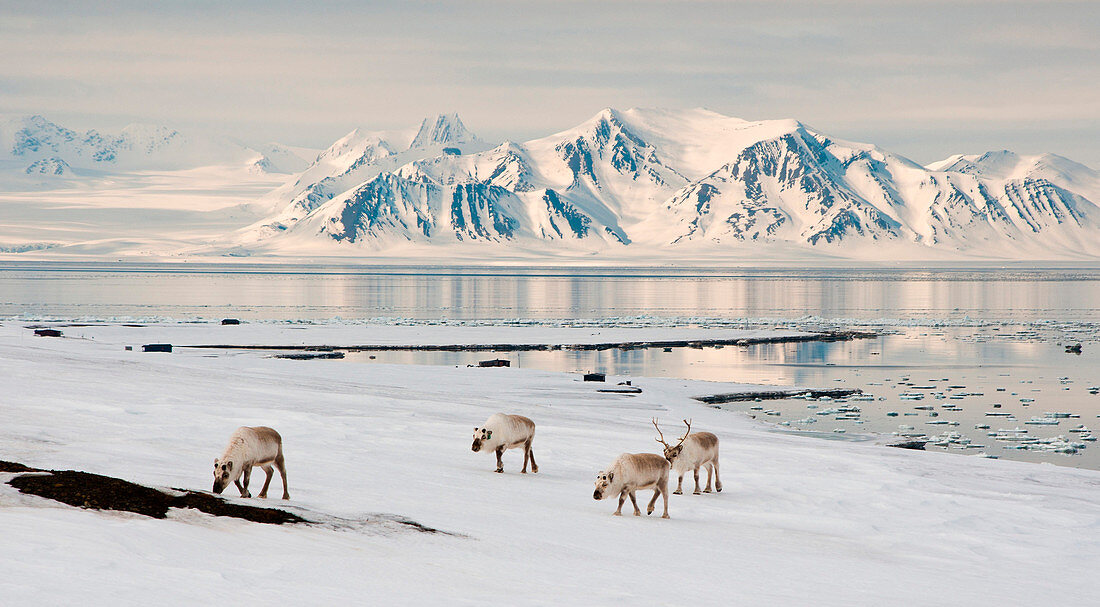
left=233, top=107, right=1100, bottom=259
left=2, top=109, right=1098, bottom=261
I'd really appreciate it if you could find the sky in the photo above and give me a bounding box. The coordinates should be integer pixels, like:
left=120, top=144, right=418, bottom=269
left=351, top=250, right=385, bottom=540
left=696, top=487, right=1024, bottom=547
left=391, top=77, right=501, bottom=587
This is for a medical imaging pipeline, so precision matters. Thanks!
left=1, top=0, right=1098, bottom=166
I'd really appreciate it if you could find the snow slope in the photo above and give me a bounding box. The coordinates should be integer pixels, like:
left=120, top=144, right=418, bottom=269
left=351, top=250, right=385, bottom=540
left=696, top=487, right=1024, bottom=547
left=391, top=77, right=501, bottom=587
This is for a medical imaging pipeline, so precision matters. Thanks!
left=2, top=322, right=1099, bottom=604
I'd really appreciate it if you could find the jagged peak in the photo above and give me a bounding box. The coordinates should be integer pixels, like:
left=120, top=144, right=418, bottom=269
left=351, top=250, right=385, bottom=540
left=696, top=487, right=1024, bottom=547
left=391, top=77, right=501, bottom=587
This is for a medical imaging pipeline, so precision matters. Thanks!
left=409, top=113, right=478, bottom=149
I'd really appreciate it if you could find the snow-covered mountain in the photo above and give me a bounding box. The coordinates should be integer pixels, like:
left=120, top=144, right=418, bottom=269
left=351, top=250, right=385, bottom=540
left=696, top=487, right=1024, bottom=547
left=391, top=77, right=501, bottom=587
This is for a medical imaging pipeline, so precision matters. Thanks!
left=3, top=109, right=1097, bottom=260
left=236, top=108, right=1100, bottom=259
left=245, top=113, right=493, bottom=242
left=0, top=114, right=312, bottom=178
left=248, top=143, right=312, bottom=175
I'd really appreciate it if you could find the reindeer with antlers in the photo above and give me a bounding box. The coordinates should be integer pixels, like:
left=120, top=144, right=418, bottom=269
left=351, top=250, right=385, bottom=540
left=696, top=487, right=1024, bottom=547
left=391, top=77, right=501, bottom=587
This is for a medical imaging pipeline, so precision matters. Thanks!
left=653, top=418, right=722, bottom=495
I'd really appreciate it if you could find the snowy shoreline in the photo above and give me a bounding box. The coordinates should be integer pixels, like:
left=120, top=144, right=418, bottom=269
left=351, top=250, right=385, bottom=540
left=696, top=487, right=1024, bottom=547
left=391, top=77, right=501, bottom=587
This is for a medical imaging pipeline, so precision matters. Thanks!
left=3, top=322, right=1100, bottom=604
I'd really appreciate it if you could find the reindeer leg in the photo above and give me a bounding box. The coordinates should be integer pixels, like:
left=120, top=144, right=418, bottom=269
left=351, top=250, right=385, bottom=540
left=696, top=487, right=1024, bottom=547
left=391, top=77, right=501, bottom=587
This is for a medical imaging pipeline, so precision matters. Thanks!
left=527, top=440, right=538, bottom=473
left=615, top=491, right=625, bottom=516
left=521, top=441, right=529, bottom=474
left=233, top=478, right=250, bottom=498
left=673, top=473, right=684, bottom=495
left=495, top=447, right=504, bottom=473
left=646, top=488, right=659, bottom=516
left=258, top=465, right=274, bottom=499
left=704, top=462, right=714, bottom=493
left=275, top=453, right=289, bottom=500
left=661, top=478, right=670, bottom=519
left=242, top=465, right=254, bottom=498
left=713, top=459, right=722, bottom=493
left=693, top=466, right=702, bottom=495
left=628, top=490, right=641, bottom=516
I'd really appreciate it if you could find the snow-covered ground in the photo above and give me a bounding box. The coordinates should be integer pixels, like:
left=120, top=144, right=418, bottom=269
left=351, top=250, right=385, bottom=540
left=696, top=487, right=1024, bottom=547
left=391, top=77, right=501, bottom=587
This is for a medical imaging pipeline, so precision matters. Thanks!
left=3, top=322, right=1100, bottom=605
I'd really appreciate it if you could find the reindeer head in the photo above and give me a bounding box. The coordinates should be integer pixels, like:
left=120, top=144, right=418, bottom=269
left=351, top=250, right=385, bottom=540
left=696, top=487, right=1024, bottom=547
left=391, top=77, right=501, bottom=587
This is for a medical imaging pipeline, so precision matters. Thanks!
left=471, top=427, right=493, bottom=452
left=654, top=418, right=692, bottom=465
left=593, top=470, right=616, bottom=500
left=212, top=458, right=234, bottom=494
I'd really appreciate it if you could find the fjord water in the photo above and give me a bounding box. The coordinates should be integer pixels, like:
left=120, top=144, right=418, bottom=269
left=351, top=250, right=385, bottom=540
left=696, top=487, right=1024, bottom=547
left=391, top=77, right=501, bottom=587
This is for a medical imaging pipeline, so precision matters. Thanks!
left=3, top=262, right=1099, bottom=468
left=3, top=262, right=1100, bottom=322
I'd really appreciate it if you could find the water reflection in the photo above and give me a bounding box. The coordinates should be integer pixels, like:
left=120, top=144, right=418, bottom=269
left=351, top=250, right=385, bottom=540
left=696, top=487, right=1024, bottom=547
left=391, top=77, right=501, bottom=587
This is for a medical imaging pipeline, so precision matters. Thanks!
left=3, top=265, right=1100, bottom=322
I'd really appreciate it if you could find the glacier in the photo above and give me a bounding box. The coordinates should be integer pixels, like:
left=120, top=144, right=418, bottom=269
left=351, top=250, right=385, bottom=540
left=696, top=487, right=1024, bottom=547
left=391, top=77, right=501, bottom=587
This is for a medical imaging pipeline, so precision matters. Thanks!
left=0, top=114, right=313, bottom=176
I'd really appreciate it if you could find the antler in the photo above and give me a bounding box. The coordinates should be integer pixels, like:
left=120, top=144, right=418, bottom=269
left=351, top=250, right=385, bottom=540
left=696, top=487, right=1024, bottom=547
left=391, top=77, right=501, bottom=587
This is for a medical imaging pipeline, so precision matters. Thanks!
left=653, top=418, right=670, bottom=447
left=676, top=419, right=693, bottom=447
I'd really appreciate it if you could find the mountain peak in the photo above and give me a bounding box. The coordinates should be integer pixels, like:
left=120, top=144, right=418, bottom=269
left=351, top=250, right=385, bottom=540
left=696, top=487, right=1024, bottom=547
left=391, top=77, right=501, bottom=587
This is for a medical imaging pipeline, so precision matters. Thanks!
left=928, top=149, right=1065, bottom=181
left=314, top=127, right=395, bottom=164
left=409, top=113, right=478, bottom=149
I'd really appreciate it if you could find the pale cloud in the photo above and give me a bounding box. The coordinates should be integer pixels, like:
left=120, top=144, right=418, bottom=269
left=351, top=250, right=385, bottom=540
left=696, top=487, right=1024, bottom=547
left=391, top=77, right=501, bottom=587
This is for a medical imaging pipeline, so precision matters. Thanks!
left=0, top=0, right=1096, bottom=166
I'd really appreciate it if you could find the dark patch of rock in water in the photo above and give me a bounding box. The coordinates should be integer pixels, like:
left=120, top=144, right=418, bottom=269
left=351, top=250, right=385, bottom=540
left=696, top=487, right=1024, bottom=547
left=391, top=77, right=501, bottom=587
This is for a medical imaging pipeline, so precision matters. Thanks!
left=597, top=385, right=642, bottom=394
left=275, top=351, right=345, bottom=360
left=887, top=441, right=928, bottom=451
left=695, top=388, right=862, bottom=404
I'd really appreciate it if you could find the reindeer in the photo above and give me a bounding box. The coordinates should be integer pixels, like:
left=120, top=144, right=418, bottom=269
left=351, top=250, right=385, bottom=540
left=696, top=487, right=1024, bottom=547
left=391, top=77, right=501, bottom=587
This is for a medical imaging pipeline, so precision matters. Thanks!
left=592, top=453, right=670, bottom=518
left=654, top=418, right=722, bottom=495
left=471, top=413, right=538, bottom=474
left=212, top=426, right=289, bottom=499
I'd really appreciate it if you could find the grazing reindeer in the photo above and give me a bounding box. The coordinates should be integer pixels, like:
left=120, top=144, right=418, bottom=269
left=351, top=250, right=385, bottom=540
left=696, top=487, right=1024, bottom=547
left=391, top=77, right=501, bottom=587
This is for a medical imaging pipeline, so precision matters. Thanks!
left=593, top=453, right=670, bottom=519
left=212, top=426, right=289, bottom=500
left=654, top=418, right=722, bottom=495
left=471, top=413, right=538, bottom=474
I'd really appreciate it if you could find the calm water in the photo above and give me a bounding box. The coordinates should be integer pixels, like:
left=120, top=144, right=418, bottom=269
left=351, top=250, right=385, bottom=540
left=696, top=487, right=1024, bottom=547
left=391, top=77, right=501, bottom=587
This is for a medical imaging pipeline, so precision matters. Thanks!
left=2, top=262, right=1100, bottom=323
left=3, top=262, right=1099, bottom=468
